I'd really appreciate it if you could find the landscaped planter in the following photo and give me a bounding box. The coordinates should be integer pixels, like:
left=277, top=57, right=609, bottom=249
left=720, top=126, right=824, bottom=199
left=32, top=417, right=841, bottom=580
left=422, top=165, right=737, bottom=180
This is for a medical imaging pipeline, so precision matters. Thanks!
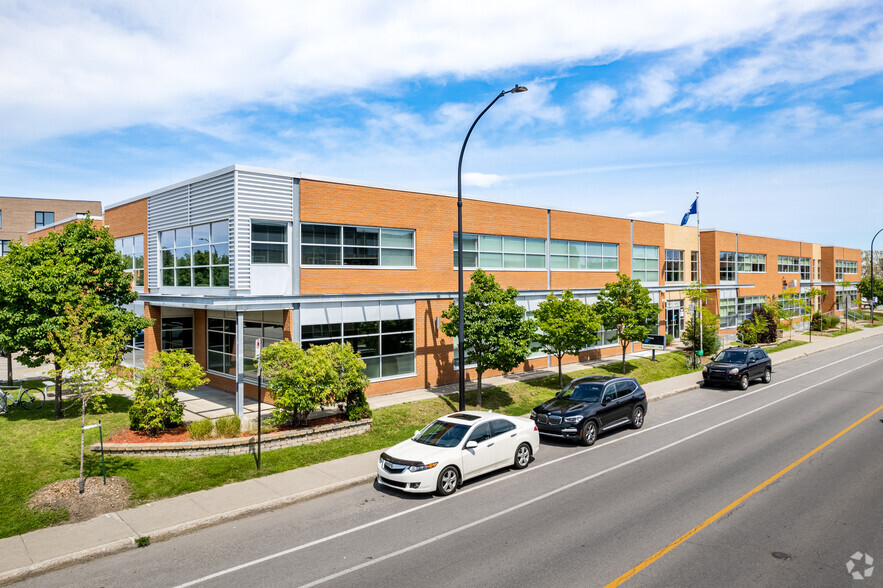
left=90, top=418, right=372, bottom=458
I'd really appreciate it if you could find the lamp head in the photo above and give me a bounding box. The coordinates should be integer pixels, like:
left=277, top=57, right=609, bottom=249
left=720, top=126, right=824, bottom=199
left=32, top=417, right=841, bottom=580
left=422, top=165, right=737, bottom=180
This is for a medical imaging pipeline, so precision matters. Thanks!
left=509, top=85, right=528, bottom=94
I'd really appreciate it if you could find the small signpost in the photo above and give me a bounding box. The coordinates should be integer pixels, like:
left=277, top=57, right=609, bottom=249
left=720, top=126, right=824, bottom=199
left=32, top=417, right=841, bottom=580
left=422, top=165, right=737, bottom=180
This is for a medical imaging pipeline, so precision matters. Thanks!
left=255, top=338, right=262, bottom=472
left=83, top=421, right=106, bottom=484
left=643, top=334, right=666, bottom=361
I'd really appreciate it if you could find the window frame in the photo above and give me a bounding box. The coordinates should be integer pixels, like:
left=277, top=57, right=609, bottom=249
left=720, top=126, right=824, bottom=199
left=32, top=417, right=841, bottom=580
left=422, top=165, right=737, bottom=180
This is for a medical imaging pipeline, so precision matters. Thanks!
left=160, top=220, right=230, bottom=288
left=719, top=251, right=736, bottom=282
left=34, top=211, right=55, bottom=228
left=664, top=249, right=684, bottom=283
left=457, top=232, right=549, bottom=271
left=251, top=220, right=289, bottom=264
left=302, top=223, right=415, bottom=268
left=632, top=245, right=659, bottom=283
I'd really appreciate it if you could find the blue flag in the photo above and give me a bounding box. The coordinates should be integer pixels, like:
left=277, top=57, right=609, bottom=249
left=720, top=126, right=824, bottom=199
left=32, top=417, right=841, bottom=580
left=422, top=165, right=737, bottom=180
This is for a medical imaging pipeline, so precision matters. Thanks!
left=680, top=197, right=698, bottom=226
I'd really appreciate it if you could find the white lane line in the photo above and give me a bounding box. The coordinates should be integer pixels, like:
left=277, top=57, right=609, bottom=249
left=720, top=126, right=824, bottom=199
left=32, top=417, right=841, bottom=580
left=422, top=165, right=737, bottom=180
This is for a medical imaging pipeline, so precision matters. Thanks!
left=174, top=344, right=883, bottom=588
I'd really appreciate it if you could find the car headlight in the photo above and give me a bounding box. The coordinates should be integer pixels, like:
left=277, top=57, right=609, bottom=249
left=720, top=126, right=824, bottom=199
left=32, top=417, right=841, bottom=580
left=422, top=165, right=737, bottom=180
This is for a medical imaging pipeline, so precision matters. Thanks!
left=702, top=366, right=708, bottom=372
left=530, top=410, right=537, bottom=419
left=563, top=415, right=581, bottom=423
left=408, top=462, right=438, bottom=472
left=728, top=367, right=740, bottom=375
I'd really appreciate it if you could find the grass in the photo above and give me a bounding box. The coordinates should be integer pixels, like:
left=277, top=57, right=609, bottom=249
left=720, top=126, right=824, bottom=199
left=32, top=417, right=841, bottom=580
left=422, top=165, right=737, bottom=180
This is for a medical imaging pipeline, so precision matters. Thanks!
left=765, top=340, right=808, bottom=353
left=0, top=350, right=699, bottom=539
left=816, top=327, right=862, bottom=337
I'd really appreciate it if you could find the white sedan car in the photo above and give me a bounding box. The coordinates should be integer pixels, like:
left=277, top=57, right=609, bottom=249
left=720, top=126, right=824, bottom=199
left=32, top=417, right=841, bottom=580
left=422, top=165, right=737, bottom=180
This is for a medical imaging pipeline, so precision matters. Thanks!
left=376, top=411, right=540, bottom=496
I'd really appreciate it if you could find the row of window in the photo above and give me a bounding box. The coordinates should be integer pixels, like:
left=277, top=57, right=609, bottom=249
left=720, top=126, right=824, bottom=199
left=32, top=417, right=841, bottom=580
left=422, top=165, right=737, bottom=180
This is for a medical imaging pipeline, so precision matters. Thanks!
left=114, top=235, right=145, bottom=287
left=836, top=259, right=858, bottom=280
left=160, top=221, right=230, bottom=287
left=778, top=256, right=811, bottom=280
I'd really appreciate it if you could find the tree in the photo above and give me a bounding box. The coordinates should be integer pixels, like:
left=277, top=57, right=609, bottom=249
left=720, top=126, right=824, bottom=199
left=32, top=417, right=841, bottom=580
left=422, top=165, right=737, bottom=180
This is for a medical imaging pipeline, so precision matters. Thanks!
left=594, top=273, right=661, bottom=374
left=533, top=290, right=600, bottom=389
left=683, top=309, right=722, bottom=357
left=0, top=218, right=151, bottom=419
left=50, top=298, right=130, bottom=493
left=311, top=342, right=371, bottom=421
left=857, top=275, right=880, bottom=306
left=441, top=269, right=535, bottom=407
left=128, top=351, right=208, bottom=435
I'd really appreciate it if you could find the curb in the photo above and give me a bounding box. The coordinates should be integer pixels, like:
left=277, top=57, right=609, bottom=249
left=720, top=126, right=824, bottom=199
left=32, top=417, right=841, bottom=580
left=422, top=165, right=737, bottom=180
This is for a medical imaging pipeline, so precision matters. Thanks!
left=0, top=474, right=375, bottom=586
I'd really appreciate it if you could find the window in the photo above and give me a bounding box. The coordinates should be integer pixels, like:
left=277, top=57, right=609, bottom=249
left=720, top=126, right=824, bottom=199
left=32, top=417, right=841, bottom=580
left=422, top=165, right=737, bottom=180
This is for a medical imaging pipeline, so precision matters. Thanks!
left=301, top=315, right=415, bottom=380
left=720, top=297, right=737, bottom=327
left=836, top=259, right=857, bottom=280
left=737, top=253, right=766, bottom=273
left=632, top=245, right=659, bottom=283
left=0, top=240, right=9, bottom=257
left=836, top=290, right=856, bottom=311
left=720, top=251, right=736, bottom=282
left=664, top=249, right=684, bottom=283
left=161, top=317, right=193, bottom=353
left=207, top=311, right=284, bottom=380
left=303, top=224, right=415, bottom=267
left=252, top=221, right=288, bottom=264
left=550, top=240, right=618, bottom=271
left=691, top=251, right=699, bottom=282
left=457, top=233, right=546, bottom=270
left=121, top=331, right=145, bottom=369
left=778, top=256, right=810, bottom=280
left=114, top=235, right=145, bottom=288
left=815, top=259, right=821, bottom=281
left=160, top=221, right=229, bottom=287
left=736, top=296, right=766, bottom=325
left=778, top=292, right=811, bottom=317
left=35, top=211, right=54, bottom=228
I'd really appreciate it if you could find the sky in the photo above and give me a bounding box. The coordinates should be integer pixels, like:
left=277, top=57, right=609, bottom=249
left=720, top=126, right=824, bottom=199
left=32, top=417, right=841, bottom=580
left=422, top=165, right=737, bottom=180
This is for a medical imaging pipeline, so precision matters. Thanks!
left=1, top=0, right=882, bottom=249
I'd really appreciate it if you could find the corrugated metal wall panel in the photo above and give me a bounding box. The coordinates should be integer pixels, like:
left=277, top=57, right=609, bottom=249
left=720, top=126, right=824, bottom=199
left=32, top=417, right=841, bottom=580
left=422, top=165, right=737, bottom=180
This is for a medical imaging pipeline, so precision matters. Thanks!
left=190, top=172, right=234, bottom=224
left=147, top=185, right=189, bottom=289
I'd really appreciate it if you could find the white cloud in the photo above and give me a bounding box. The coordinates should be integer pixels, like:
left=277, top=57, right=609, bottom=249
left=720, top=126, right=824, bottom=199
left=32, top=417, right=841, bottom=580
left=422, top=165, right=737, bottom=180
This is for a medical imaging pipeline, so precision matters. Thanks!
left=463, top=172, right=504, bottom=188
left=578, top=84, right=618, bottom=119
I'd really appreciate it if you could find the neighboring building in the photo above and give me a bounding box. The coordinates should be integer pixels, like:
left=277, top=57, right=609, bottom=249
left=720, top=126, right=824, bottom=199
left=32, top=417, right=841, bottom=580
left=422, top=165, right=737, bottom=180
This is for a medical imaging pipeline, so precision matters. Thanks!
left=0, top=196, right=102, bottom=256
left=30, top=165, right=861, bottom=412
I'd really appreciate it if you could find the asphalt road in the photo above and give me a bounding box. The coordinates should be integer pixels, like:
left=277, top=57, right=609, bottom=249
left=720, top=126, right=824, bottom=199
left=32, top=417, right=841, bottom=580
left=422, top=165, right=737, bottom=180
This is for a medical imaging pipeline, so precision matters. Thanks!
left=21, top=338, right=883, bottom=588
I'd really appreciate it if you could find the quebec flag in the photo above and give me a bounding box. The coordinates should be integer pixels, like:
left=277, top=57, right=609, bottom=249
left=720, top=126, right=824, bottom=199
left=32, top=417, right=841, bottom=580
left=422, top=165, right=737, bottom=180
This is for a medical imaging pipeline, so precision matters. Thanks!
left=680, top=197, right=698, bottom=226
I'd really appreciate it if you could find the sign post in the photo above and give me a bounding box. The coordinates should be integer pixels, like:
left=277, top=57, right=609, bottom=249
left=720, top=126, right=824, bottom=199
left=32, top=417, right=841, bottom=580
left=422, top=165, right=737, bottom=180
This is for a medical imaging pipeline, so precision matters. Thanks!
left=642, top=334, right=666, bottom=361
left=255, top=338, right=262, bottom=472
left=83, top=421, right=105, bottom=484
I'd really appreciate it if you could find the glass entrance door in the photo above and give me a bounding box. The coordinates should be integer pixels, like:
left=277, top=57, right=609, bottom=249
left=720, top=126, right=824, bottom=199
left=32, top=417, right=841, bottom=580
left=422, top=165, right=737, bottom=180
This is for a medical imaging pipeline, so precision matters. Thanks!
left=666, top=306, right=682, bottom=340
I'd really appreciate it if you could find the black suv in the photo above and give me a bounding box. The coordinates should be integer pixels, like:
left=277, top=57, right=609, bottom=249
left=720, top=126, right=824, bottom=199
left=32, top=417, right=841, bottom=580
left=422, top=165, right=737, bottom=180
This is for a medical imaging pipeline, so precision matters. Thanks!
left=530, top=375, right=647, bottom=446
left=702, top=347, right=772, bottom=390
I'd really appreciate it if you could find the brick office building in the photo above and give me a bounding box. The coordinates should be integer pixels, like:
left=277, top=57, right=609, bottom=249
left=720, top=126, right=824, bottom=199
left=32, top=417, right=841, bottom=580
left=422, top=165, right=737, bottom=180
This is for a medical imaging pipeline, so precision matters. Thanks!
left=44, top=165, right=859, bottom=412
left=0, top=196, right=102, bottom=256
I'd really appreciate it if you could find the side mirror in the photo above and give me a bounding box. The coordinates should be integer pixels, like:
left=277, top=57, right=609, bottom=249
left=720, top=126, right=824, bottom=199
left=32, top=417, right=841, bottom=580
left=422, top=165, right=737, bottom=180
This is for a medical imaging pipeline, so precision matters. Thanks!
left=413, top=430, right=421, bottom=439
left=465, top=440, right=478, bottom=450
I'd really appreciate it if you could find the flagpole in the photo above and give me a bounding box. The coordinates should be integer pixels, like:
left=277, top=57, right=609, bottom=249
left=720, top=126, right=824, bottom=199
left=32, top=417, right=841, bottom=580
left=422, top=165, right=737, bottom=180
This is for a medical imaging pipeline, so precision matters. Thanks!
left=696, top=190, right=702, bottom=361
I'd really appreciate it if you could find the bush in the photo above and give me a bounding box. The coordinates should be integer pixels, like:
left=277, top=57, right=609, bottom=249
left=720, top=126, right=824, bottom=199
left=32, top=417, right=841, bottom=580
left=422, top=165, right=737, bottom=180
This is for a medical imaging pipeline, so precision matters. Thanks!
left=682, top=310, right=721, bottom=357
left=345, top=388, right=372, bottom=421
left=665, top=333, right=674, bottom=346
left=188, top=418, right=214, bottom=440
left=751, top=306, right=777, bottom=344
left=128, top=384, right=185, bottom=434
left=737, top=320, right=758, bottom=345
left=215, top=415, right=241, bottom=438
left=128, top=350, right=208, bottom=435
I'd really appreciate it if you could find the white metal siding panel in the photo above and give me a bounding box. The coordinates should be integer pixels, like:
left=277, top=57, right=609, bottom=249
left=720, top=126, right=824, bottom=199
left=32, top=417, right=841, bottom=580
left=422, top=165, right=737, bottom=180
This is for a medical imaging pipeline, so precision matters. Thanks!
left=147, top=185, right=189, bottom=290
left=190, top=172, right=234, bottom=225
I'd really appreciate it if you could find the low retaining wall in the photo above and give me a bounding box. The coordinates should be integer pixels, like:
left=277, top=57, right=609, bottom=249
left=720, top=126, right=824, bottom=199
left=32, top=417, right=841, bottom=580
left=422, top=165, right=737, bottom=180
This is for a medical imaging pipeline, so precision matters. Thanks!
left=90, top=418, right=372, bottom=458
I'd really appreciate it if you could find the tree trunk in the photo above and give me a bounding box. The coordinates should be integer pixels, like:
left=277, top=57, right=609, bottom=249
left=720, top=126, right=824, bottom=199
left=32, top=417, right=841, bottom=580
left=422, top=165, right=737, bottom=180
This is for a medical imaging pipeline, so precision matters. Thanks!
left=621, top=343, right=627, bottom=374
left=476, top=372, right=482, bottom=408
left=54, top=362, right=63, bottom=420
left=557, top=355, right=563, bottom=390
left=5, top=350, right=11, bottom=386
left=79, top=396, right=86, bottom=494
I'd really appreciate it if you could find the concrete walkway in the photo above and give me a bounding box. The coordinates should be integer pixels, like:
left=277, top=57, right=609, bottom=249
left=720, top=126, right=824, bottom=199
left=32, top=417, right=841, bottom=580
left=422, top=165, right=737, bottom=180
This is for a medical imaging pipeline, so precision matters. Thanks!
left=1, top=325, right=881, bottom=584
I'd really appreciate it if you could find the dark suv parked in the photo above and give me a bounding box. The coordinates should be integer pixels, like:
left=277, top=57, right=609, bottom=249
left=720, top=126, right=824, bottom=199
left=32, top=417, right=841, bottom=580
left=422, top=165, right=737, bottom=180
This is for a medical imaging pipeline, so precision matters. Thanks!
left=530, top=375, right=647, bottom=446
left=702, top=347, right=772, bottom=390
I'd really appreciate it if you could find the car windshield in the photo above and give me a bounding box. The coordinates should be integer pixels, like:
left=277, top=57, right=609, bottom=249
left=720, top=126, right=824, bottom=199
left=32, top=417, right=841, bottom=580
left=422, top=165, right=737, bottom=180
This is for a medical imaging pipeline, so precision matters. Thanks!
left=717, top=350, right=748, bottom=363
left=414, top=420, right=470, bottom=448
left=560, top=382, right=604, bottom=402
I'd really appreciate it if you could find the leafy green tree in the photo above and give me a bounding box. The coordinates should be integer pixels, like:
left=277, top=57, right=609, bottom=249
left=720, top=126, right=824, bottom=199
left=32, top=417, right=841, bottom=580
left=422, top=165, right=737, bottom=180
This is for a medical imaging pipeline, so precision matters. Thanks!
left=534, top=290, right=600, bottom=389
left=594, top=273, right=661, bottom=374
left=128, top=350, right=208, bottom=435
left=311, top=342, right=371, bottom=421
left=0, top=218, right=151, bottom=418
left=857, top=275, right=880, bottom=306
left=441, top=269, right=535, bottom=407
left=50, top=298, right=131, bottom=493
left=683, top=309, right=722, bottom=357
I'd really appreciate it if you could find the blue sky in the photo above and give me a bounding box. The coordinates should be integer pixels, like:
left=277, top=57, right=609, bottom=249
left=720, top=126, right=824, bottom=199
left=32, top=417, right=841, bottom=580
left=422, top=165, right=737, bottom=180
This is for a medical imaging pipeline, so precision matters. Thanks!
left=1, top=0, right=882, bottom=249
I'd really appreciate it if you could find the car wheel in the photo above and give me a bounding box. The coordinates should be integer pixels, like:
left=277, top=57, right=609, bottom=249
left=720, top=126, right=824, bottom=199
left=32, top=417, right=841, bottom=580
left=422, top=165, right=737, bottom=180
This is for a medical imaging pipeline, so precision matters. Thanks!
left=436, top=466, right=459, bottom=496
left=762, top=367, right=771, bottom=383
left=739, top=374, right=749, bottom=390
left=579, top=420, right=598, bottom=447
left=630, top=406, right=645, bottom=429
left=513, top=443, right=531, bottom=469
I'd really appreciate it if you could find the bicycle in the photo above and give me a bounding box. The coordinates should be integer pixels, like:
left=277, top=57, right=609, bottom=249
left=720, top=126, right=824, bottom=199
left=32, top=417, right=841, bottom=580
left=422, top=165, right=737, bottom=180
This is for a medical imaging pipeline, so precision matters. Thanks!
left=1, top=384, right=46, bottom=411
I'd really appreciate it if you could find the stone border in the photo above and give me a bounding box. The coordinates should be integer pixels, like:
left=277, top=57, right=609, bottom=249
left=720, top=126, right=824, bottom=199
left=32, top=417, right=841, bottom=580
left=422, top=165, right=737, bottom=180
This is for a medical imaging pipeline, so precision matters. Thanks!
left=90, top=418, right=372, bottom=458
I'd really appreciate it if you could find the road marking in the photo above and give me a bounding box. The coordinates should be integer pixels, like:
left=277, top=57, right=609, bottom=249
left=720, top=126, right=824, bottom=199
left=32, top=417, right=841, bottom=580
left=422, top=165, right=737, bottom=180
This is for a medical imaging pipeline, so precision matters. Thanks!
left=173, top=346, right=883, bottom=588
left=604, top=403, right=883, bottom=588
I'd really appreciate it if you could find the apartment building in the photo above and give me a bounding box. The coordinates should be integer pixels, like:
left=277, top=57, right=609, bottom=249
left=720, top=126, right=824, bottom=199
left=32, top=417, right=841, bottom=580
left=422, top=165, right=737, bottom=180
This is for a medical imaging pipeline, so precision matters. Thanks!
left=0, top=196, right=102, bottom=256
left=46, top=165, right=859, bottom=412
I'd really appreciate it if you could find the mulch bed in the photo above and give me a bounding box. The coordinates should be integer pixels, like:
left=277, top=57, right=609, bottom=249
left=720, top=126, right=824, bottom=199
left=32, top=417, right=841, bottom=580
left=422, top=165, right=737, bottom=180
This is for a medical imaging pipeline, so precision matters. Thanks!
left=107, top=415, right=346, bottom=444
left=28, top=477, right=132, bottom=523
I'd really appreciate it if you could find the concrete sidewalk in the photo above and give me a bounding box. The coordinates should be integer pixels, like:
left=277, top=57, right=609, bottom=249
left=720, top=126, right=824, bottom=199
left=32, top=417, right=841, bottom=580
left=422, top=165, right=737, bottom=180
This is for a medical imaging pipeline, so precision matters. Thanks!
left=2, top=326, right=881, bottom=585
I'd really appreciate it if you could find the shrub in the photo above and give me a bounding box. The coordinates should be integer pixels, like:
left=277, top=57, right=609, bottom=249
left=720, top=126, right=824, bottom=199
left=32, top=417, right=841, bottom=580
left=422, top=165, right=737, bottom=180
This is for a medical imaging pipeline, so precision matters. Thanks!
left=215, top=414, right=241, bottom=438
left=810, top=312, right=823, bottom=331
left=187, top=418, right=214, bottom=440
left=345, top=387, right=372, bottom=421
left=682, top=310, right=721, bottom=357
left=665, top=333, right=674, bottom=346
left=737, top=320, right=758, bottom=345
left=128, top=350, right=208, bottom=435
left=751, top=306, right=777, bottom=344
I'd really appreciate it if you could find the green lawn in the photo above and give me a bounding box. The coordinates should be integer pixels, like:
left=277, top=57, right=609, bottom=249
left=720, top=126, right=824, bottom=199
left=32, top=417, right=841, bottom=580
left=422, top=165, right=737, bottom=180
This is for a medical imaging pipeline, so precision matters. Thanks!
left=766, top=340, right=808, bottom=353
left=0, top=351, right=700, bottom=539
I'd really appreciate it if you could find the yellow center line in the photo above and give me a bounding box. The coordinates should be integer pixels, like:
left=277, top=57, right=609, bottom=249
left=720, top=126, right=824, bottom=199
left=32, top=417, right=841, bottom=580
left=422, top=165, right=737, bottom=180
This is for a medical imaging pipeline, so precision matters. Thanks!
left=605, top=403, right=883, bottom=588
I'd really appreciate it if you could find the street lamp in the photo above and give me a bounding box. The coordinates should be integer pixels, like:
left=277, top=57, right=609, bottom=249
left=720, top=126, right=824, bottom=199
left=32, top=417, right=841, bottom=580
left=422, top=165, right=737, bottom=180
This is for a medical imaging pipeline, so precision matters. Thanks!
left=872, top=228, right=883, bottom=325
left=456, top=84, right=527, bottom=411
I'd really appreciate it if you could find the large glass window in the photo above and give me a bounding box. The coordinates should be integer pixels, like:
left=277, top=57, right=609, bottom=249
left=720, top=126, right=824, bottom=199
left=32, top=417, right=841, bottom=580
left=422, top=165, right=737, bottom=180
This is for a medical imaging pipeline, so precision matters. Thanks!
left=114, top=235, right=145, bottom=288
left=301, top=317, right=415, bottom=380
left=161, top=317, right=193, bottom=353
left=778, top=256, right=811, bottom=280
left=836, top=259, right=858, bottom=279
left=737, top=253, right=766, bottom=273
left=160, top=221, right=229, bottom=288
left=736, top=296, right=767, bottom=325
left=664, top=249, right=684, bottom=283
left=206, top=311, right=284, bottom=380
left=720, top=297, right=737, bottom=328
left=632, top=245, right=659, bottom=283
left=0, top=240, right=9, bottom=257
left=252, top=221, right=288, bottom=264
left=35, top=211, right=54, bottom=228
left=691, top=251, right=699, bottom=282
left=720, top=251, right=736, bottom=282
left=456, top=233, right=547, bottom=270
left=303, top=224, right=415, bottom=267
left=549, top=240, right=618, bottom=271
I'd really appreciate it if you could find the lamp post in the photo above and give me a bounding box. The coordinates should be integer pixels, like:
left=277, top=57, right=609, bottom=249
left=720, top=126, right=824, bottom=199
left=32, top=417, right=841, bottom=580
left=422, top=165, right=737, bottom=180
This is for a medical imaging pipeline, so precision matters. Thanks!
left=872, top=228, right=883, bottom=325
left=456, top=84, right=527, bottom=411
